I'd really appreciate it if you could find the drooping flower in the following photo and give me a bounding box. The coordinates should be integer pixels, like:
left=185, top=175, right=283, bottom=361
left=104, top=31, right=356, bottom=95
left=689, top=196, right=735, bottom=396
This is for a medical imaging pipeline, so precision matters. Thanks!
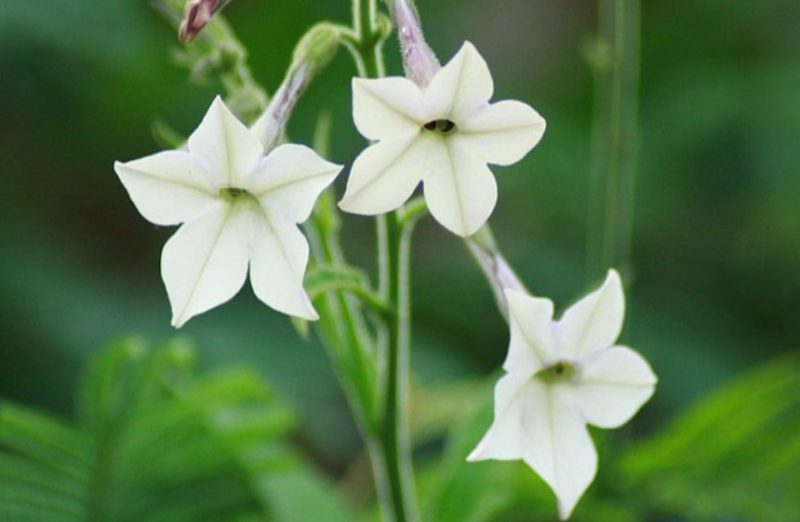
left=468, top=270, right=657, bottom=519
left=339, top=41, right=546, bottom=237
left=114, top=96, right=341, bottom=327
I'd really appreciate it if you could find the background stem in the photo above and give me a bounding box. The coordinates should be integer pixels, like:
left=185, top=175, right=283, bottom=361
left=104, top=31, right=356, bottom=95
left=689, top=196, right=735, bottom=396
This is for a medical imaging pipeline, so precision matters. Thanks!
left=586, top=0, right=641, bottom=283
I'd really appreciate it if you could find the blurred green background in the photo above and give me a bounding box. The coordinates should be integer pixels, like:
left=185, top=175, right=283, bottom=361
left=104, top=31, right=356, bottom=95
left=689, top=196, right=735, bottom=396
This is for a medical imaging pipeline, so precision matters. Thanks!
left=1, top=0, right=799, bottom=520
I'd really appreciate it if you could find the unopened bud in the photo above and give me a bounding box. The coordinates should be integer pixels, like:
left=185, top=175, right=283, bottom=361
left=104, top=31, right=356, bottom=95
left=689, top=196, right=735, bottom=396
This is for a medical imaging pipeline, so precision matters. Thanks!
left=391, top=0, right=440, bottom=86
left=179, top=0, right=232, bottom=42
left=251, top=23, right=343, bottom=149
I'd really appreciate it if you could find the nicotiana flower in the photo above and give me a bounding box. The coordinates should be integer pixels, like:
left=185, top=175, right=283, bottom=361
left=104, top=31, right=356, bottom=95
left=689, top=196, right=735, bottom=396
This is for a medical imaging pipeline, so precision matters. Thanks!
left=468, top=270, right=657, bottom=519
left=339, top=41, right=546, bottom=237
left=114, top=97, right=341, bottom=327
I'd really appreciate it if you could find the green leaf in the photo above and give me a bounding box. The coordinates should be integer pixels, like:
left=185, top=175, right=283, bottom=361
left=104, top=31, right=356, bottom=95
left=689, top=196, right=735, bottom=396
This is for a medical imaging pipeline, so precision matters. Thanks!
left=618, top=353, right=800, bottom=521
left=0, top=337, right=358, bottom=522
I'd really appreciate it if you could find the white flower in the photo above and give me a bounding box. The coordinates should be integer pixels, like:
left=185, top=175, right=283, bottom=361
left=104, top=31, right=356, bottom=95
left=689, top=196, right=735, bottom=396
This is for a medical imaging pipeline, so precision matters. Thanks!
left=114, top=97, right=341, bottom=327
left=467, top=270, right=657, bottom=519
left=340, top=41, right=546, bottom=237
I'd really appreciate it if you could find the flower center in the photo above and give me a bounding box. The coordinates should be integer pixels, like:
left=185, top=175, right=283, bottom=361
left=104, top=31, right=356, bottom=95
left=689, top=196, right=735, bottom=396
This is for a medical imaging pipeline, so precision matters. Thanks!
left=423, top=119, right=457, bottom=134
left=535, top=360, right=578, bottom=384
left=220, top=187, right=252, bottom=202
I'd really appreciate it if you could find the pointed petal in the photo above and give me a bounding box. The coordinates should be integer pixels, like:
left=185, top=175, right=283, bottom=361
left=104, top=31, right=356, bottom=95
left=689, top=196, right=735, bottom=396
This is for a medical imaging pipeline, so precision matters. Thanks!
left=188, top=96, right=264, bottom=187
left=558, top=270, right=625, bottom=358
left=115, top=151, right=216, bottom=226
left=469, top=378, right=597, bottom=520
left=249, top=206, right=318, bottom=320
left=161, top=202, right=250, bottom=327
left=458, top=100, right=546, bottom=166
left=503, top=289, right=557, bottom=375
left=574, top=346, right=657, bottom=429
left=247, top=144, right=341, bottom=223
left=520, top=383, right=597, bottom=520
left=425, top=41, right=494, bottom=120
left=422, top=137, right=497, bottom=237
left=338, top=133, right=430, bottom=215
left=352, top=77, right=427, bottom=140
left=467, top=372, right=530, bottom=461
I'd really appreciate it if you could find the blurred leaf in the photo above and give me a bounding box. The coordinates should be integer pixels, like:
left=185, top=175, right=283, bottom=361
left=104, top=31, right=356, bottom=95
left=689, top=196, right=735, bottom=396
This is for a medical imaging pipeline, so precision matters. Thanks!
left=618, top=352, right=800, bottom=521
left=0, top=337, right=358, bottom=522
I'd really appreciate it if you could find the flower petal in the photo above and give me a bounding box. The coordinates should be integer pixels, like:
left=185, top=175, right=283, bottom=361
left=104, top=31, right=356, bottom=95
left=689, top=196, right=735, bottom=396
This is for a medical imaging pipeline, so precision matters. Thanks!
left=458, top=100, right=546, bottom=166
left=558, top=269, right=625, bottom=358
left=425, top=41, right=494, bottom=120
left=246, top=144, right=341, bottom=223
left=187, top=96, right=264, bottom=187
left=161, top=201, right=250, bottom=328
left=249, top=206, right=318, bottom=320
left=338, top=133, right=431, bottom=215
left=114, top=151, right=216, bottom=226
left=520, top=384, right=597, bottom=520
left=422, top=137, right=497, bottom=237
left=352, top=77, right=427, bottom=140
left=469, top=378, right=597, bottom=520
left=467, top=372, right=530, bottom=461
left=574, top=345, right=657, bottom=429
left=503, top=289, right=557, bottom=375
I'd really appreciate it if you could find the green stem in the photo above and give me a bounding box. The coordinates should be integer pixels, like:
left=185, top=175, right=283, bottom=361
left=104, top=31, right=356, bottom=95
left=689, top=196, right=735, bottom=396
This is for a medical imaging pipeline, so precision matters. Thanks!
left=348, top=1, right=419, bottom=520
left=380, top=212, right=419, bottom=522
left=586, top=0, right=641, bottom=282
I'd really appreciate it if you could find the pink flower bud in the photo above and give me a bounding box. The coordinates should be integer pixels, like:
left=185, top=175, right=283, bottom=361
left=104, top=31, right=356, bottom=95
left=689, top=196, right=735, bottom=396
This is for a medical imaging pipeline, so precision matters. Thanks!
left=179, top=0, right=225, bottom=42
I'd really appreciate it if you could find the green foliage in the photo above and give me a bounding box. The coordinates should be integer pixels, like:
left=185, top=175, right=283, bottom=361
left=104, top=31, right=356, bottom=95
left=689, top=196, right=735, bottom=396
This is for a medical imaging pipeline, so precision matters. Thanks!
left=0, top=338, right=357, bottom=522
left=618, top=353, right=800, bottom=522
left=422, top=353, right=800, bottom=522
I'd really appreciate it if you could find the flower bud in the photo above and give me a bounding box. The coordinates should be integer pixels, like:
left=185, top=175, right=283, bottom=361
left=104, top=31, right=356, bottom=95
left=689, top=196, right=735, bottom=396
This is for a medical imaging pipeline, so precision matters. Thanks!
left=251, top=23, right=343, bottom=149
left=179, top=0, right=233, bottom=42
left=391, top=0, right=440, bottom=86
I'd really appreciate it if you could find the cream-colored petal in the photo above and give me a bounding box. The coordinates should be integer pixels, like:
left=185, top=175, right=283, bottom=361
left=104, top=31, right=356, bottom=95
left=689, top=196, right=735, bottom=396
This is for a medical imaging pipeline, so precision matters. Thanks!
left=249, top=206, right=318, bottom=320
left=503, top=289, right=558, bottom=375
left=521, top=384, right=597, bottom=520
left=424, top=41, right=494, bottom=120
left=114, top=151, right=216, bottom=226
left=422, top=137, right=497, bottom=237
left=161, top=201, right=250, bottom=328
left=458, top=100, right=546, bottom=166
left=352, top=77, right=428, bottom=140
left=574, top=346, right=657, bottom=429
left=187, top=96, right=264, bottom=187
left=246, top=144, right=341, bottom=223
left=467, top=372, right=530, bottom=461
left=469, top=378, right=597, bottom=520
left=558, top=270, right=625, bottom=358
left=338, top=133, right=431, bottom=215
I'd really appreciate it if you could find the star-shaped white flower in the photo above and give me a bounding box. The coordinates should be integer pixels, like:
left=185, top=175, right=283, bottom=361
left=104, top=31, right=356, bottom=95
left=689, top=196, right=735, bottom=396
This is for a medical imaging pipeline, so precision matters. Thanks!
left=340, top=41, right=546, bottom=237
left=467, top=270, right=657, bottom=519
left=114, top=97, right=341, bottom=327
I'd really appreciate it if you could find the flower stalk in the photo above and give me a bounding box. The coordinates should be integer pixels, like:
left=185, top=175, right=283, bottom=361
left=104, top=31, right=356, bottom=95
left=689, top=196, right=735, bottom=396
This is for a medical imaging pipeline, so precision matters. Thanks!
left=586, top=0, right=641, bottom=283
left=349, top=1, right=421, bottom=520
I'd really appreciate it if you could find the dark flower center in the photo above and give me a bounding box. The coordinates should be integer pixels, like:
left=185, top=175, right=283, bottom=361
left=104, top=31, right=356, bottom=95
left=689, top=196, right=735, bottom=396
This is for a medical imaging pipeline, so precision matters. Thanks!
left=423, top=119, right=457, bottom=133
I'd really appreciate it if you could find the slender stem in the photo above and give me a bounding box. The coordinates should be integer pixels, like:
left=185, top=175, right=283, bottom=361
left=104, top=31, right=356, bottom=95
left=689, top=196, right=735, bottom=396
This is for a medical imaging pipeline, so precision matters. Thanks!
left=586, top=0, right=641, bottom=282
left=349, top=1, right=420, bottom=520
left=380, top=213, right=419, bottom=522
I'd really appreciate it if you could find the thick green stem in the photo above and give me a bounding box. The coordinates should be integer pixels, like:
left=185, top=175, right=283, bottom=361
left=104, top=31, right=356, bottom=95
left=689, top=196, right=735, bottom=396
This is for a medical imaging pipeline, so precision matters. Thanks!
left=586, top=0, right=641, bottom=282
